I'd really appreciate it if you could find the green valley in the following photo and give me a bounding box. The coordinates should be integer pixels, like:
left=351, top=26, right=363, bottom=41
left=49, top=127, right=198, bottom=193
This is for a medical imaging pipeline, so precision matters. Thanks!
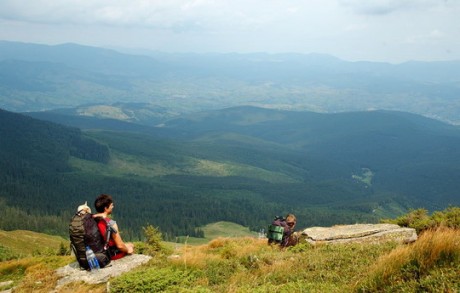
left=1, top=106, right=460, bottom=242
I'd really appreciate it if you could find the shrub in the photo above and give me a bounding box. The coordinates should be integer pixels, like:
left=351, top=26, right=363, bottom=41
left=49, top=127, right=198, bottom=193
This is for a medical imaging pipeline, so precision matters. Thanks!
left=431, top=206, right=460, bottom=229
left=139, top=225, right=172, bottom=256
left=388, top=208, right=434, bottom=233
left=287, top=241, right=314, bottom=253
left=383, top=206, right=460, bottom=233
left=57, top=241, right=70, bottom=256
left=0, top=245, right=20, bottom=261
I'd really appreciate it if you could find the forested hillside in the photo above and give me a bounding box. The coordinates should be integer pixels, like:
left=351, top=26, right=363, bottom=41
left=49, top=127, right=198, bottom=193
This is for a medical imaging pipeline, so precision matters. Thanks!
left=0, top=108, right=109, bottom=171
left=0, top=109, right=110, bottom=234
left=1, top=107, right=460, bottom=241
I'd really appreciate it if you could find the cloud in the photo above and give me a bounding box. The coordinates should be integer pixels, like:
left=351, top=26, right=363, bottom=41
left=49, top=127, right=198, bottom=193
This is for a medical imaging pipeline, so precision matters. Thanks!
left=338, top=0, right=449, bottom=15
left=342, top=23, right=368, bottom=32
left=0, top=0, right=198, bottom=28
left=341, top=0, right=408, bottom=15
left=0, top=1, right=323, bottom=32
left=405, top=29, right=447, bottom=44
left=0, top=0, right=459, bottom=62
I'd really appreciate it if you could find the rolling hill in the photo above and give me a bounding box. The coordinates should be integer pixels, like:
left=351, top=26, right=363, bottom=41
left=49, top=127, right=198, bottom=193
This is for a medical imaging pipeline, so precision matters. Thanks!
left=150, top=106, right=460, bottom=208
left=0, top=230, right=67, bottom=258
left=1, top=106, right=459, bottom=241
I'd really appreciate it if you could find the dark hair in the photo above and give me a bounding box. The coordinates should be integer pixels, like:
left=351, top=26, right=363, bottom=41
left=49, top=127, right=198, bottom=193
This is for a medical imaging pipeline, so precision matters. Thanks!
left=94, top=194, right=113, bottom=213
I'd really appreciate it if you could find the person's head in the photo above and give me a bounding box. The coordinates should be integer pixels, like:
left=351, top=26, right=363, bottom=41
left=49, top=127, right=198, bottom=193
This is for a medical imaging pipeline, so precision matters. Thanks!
left=285, top=214, right=296, bottom=229
left=95, top=194, right=114, bottom=214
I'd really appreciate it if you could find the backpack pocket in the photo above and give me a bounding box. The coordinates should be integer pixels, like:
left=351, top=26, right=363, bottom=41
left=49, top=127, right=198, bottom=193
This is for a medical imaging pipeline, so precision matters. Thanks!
left=95, top=252, right=111, bottom=268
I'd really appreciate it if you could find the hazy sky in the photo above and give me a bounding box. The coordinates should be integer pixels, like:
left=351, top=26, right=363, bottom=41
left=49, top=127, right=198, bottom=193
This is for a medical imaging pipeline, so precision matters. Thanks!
left=0, top=0, right=459, bottom=63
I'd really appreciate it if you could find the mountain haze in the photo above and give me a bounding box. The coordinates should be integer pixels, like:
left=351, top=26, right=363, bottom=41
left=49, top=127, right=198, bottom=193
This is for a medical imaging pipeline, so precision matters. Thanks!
left=1, top=41, right=460, bottom=124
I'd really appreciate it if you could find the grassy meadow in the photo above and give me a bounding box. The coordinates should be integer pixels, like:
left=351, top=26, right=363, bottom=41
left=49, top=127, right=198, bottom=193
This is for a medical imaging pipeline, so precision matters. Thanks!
left=108, top=228, right=460, bottom=292
left=0, top=230, right=67, bottom=260
left=178, top=221, right=259, bottom=245
left=1, top=225, right=459, bottom=292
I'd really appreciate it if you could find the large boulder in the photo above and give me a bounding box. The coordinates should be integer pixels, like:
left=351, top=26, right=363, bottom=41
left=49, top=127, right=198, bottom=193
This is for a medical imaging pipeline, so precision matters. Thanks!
left=300, top=223, right=417, bottom=245
left=55, top=254, right=151, bottom=289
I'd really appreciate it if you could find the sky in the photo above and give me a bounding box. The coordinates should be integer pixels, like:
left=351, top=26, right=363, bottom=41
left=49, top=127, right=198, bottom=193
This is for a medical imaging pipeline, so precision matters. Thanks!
left=0, top=0, right=459, bottom=63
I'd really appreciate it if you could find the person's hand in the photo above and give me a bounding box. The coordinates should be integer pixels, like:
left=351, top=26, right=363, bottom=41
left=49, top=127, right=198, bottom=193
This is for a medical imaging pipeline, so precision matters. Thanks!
left=126, top=242, right=134, bottom=254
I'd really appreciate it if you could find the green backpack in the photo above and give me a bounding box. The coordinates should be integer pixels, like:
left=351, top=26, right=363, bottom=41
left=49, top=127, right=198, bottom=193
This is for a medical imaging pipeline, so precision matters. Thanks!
left=267, top=224, right=284, bottom=242
left=267, top=216, right=286, bottom=243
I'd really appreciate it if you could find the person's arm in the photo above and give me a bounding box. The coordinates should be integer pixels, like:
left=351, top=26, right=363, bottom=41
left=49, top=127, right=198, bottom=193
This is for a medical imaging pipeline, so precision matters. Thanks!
left=277, top=222, right=286, bottom=247
left=110, top=222, right=134, bottom=254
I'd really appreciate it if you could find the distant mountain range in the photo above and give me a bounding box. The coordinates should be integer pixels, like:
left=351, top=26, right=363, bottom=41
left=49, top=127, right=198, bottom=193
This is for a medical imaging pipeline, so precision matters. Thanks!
left=1, top=40, right=460, bottom=124
left=2, top=106, right=460, bottom=238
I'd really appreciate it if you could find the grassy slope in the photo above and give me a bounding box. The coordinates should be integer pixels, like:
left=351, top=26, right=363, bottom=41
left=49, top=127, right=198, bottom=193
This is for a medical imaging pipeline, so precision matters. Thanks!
left=70, top=151, right=297, bottom=184
left=0, top=222, right=257, bottom=291
left=0, top=221, right=257, bottom=255
left=176, top=221, right=258, bottom=245
left=0, top=226, right=458, bottom=292
left=0, top=230, right=67, bottom=256
left=202, top=221, right=258, bottom=239
left=0, top=222, right=256, bottom=254
left=111, top=228, right=460, bottom=292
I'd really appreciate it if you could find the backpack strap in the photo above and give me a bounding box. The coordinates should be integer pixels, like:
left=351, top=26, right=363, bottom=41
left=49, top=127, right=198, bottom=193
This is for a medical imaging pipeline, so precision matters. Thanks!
left=98, top=217, right=115, bottom=251
left=103, top=218, right=112, bottom=251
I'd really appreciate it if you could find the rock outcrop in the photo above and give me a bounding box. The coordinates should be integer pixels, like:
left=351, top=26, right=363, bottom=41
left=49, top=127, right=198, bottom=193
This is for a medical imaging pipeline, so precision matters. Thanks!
left=301, top=223, right=417, bottom=245
left=55, top=254, right=151, bottom=289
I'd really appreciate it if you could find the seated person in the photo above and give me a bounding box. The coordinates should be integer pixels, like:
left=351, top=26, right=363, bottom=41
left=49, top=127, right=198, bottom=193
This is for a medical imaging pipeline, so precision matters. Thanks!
left=268, top=213, right=299, bottom=248
left=94, top=194, right=134, bottom=260
left=283, top=214, right=299, bottom=247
